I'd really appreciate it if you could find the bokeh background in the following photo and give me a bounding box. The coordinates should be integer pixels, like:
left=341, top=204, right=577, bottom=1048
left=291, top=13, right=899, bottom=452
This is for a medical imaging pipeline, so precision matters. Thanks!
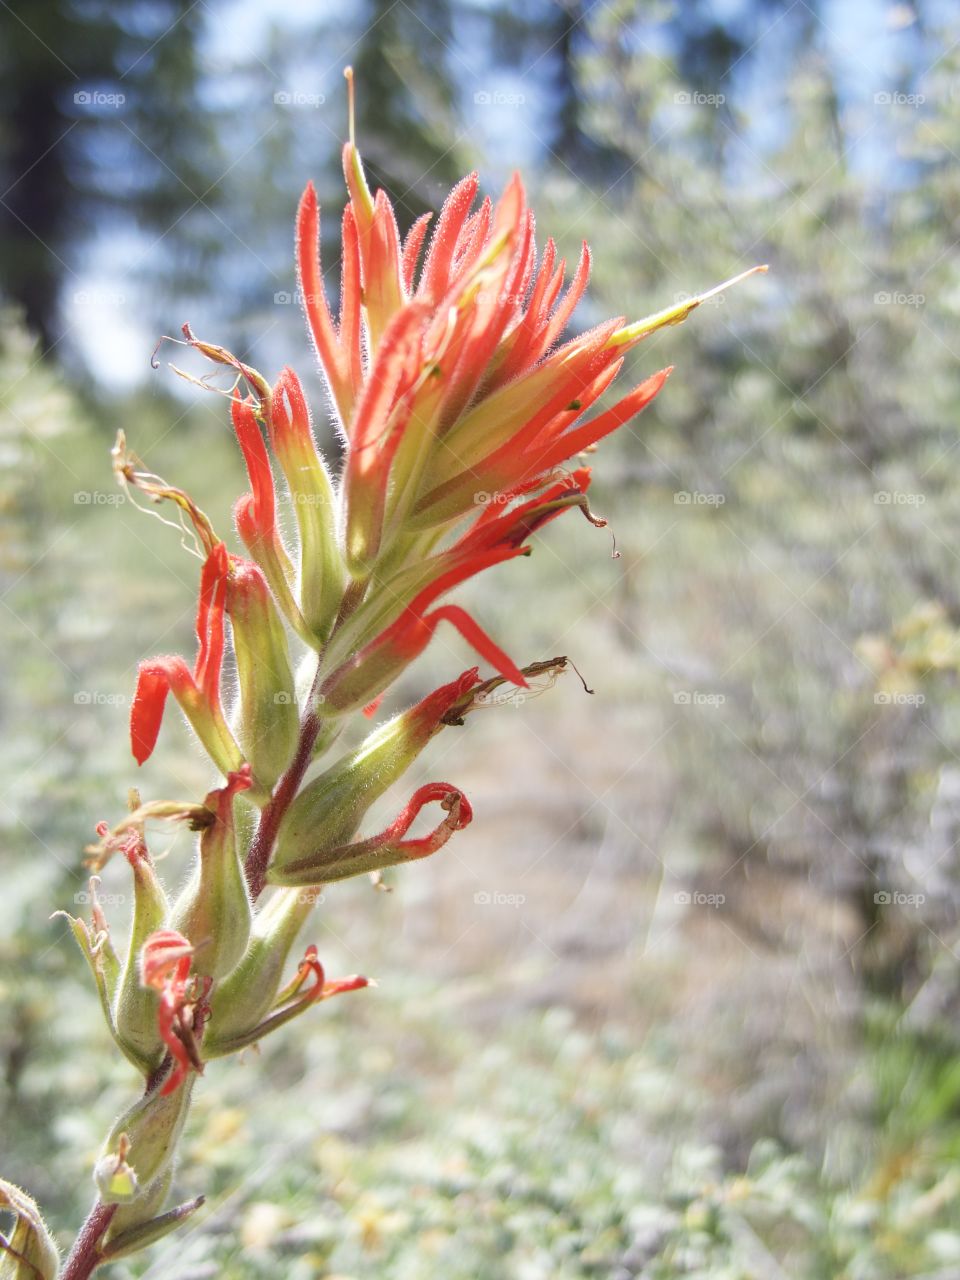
left=3, top=1, right=960, bottom=1276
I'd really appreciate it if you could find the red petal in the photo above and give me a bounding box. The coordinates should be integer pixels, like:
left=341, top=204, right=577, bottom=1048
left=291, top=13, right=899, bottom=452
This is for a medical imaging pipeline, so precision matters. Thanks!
left=425, top=605, right=529, bottom=688
left=357, top=189, right=405, bottom=349
left=296, top=182, right=348, bottom=407
left=533, top=366, right=673, bottom=473
left=141, top=928, right=194, bottom=990
left=419, top=172, right=479, bottom=301
left=130, top=660, right=184, bottom=765
left=540, top=241, right=591, bottom=354
left=453, top=196, right=492, bottom=276
left=271, top=366, right=315, bottom=454
left=348, top=303, right=426, bottom=458
left=404, top=545, right=527, bottom=621
left=374, top=781, right=473, bottom=855
left=436, top=200, right=533, bottom=429
left=401, top=211, right=433, bottom=293
left=230, top=396, right=276, bottom=539
left=340, top=204, right=364, bottom=402
left=194, top=542, right=229, bottom=703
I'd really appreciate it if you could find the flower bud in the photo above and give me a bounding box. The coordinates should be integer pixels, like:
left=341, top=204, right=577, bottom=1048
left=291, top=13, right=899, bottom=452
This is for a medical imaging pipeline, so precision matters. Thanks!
left=202, top=887, right=314, bottom=1057
left=113, top=834, right=170, bottom=1074
left=269, top=669, right=480, bottom=877
left=100, top=1191, right=205, bottom=1262
left=94, top=1078, right=194, bottom=1204
left=225, top=559, right=299, bottom=789
left=170, top=768, right=253, bottom=980
left=0, top=1179, right=59, bottom=1280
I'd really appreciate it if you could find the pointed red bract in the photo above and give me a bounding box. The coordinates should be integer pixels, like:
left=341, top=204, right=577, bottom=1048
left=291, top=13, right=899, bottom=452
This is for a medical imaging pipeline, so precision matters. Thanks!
left=130, top=543, right=230, bottom=766
left=297, top=181, right=352, bottom=423
left=230, top=396, right=276, bottom=541
left=401, top=211, right=432, bottom=292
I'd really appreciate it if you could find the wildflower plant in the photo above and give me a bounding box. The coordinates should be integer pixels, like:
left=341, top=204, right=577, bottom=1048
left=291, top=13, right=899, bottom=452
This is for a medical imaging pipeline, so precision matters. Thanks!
left=2, top=72, right=764, bottom=1280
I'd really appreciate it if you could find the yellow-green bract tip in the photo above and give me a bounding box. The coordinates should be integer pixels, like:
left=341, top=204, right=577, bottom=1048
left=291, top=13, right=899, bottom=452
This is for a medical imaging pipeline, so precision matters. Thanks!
left=609, top=263, right=769, bottom=348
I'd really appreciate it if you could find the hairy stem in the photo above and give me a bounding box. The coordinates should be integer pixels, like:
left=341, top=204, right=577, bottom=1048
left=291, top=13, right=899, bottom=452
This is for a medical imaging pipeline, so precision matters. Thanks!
left=244, top=659, right=326, bottom=899
left=60, top=1200, right=118, bottom=1280
left=61, top=1057, right=175, bottom=1279
left=244, top=579, right=367, bottom=899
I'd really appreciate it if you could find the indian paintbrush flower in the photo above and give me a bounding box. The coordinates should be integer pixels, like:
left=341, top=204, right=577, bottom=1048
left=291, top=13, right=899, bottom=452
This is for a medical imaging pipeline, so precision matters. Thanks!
left=48, top=69, right=765, bottom=1280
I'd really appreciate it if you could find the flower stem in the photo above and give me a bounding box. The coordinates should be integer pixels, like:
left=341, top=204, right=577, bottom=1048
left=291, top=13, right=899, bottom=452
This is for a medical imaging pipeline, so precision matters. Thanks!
left=244, top=659, right=326, bottom=899
left=60, top=1200, right=118, bottom=1280
left=244, top=580, right=367, bottom=900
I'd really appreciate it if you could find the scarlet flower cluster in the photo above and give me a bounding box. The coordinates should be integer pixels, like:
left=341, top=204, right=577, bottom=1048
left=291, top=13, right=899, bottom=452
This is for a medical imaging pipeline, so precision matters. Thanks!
left=57, top=79, right=762, bottom=1274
